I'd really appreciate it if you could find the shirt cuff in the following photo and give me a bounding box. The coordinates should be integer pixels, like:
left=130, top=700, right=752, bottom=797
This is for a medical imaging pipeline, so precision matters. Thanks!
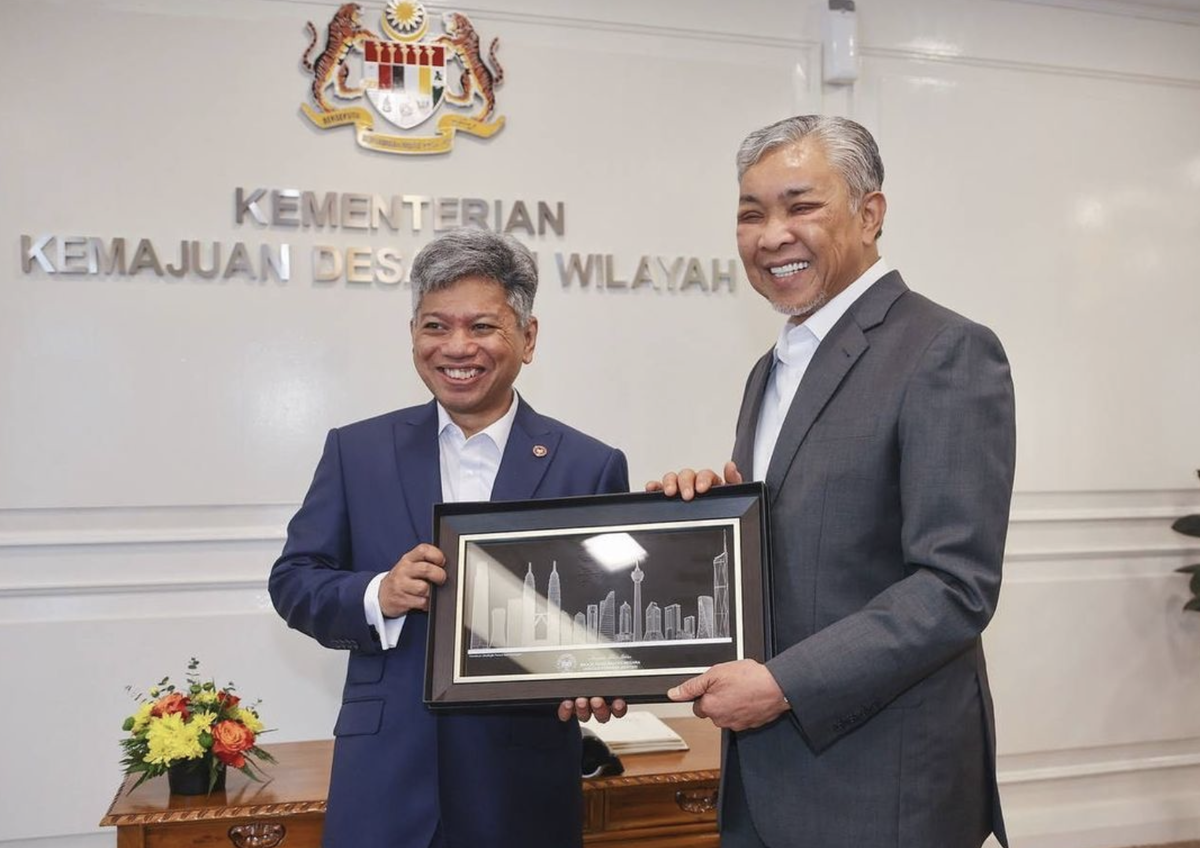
left=364, top=571, right=406, bottom=649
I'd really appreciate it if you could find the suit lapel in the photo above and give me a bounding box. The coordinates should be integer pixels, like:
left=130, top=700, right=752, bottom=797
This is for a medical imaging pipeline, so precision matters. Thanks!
left=732, top=350, right=774, bottom=478
left=764, top=272, right=909, bottom=496
left=393, top=401, right=442, bottom=543
left=491, top=397, right=560, bottom=502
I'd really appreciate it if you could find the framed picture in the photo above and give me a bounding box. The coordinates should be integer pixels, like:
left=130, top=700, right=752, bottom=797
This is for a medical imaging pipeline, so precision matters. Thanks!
left=425, top=483, right=772, bottom=708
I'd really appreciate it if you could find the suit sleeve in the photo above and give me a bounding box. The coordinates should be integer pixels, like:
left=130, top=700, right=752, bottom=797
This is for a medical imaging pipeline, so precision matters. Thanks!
left=767, top=321, right=1016, bottom=752
left=595, top=447, right=630, bottom=495
left=268, top=428, right=383, bottom=654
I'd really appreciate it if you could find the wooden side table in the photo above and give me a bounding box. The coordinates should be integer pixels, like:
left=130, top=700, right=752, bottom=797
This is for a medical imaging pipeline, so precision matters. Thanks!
left=582, top=717, right=721, bottom=847
left=100, top=739, right=332, bottom=848
left=100, top=718, right=720, bottom=848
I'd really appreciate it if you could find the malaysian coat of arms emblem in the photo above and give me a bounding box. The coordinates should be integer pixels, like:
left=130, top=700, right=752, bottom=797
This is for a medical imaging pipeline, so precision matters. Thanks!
left=300, top=1, right=505, bottom=154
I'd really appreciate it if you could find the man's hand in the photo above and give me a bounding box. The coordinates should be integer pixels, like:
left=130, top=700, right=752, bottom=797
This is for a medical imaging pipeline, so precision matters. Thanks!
left=646, top=461, right=743, bottom=502
left=557, top=697, right=628, bottom=723
left=379, top=543, right=447, bottom=617
left=667, top=659, right=789, bottom=731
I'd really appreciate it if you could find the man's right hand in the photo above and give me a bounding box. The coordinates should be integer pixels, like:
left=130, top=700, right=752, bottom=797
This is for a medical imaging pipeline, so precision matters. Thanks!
left=379, top=543, right=447, bottom=617
left=645, top=461, right=743, bottom=501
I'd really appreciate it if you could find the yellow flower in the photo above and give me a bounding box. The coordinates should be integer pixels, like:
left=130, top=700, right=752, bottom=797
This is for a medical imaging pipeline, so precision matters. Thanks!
left=237, top=708, right=264, bottom=734
left=129, top=702, right=154, bottom=734
left=144, top=713, right=205, bottom=765
left=192, top=712, right=217, bottom=732
left=192, top=690, right=218, bottom=707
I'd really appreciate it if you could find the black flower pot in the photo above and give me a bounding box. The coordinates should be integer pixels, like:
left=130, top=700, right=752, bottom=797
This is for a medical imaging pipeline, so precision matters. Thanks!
left=166, top=758, right=226, bottom=795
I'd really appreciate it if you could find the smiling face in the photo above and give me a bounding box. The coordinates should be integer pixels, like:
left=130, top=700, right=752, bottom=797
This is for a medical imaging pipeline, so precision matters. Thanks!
left=736, top=138, right=885, bottom=320
left=411, top=275, right=537, bottom=437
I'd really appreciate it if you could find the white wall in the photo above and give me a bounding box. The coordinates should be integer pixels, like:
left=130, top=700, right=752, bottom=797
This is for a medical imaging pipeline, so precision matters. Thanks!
left=1, top=0, right=1198, bottom=845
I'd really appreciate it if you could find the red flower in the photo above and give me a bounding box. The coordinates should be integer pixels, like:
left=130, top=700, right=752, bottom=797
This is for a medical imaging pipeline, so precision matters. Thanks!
left=151, top=692, right=190, bottom=721
left=216, top=691, right=241, bottom=711
left=212, top=720, right=256, bottom=769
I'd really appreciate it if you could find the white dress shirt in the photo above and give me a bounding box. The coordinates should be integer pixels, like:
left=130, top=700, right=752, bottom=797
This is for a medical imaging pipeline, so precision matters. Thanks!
left=752, top=258, right=891, bottom=482
left=363, top=392, right=520, bottom=649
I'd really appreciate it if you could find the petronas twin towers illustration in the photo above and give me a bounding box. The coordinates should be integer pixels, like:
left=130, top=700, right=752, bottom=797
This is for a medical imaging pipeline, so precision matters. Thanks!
left=467, top=532, right=732, bottom=653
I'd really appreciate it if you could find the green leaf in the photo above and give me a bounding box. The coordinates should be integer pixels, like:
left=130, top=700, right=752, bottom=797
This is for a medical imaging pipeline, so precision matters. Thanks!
left=1177, top=563, right=1200, bottom=574
left=1173, top=515, right=1200, bottom=537
left=1184, top=598, right=1200, bottom=612
left=1191, top=573, right=1200, bottom=596
left=248, top=747, right=278, bottom=764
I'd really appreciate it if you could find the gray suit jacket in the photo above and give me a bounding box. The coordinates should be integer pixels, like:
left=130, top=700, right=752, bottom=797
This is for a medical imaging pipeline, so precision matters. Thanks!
left=727, top=271, right=1015, bottom=848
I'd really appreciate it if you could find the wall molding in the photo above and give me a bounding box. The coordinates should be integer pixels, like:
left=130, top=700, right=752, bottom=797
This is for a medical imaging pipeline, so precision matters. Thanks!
left=0, top=526, right=284, bottom=549
left=864, top=44, right=1200, bottom=89
left=0, top=504, right=293, bottom=549
left=996, top=0, right=1200, bottom=28
left=1006, top=544, right=1200, bottom=564
left=264, top=0, right=812, bottom=50
left=999, top=750, right=1200, bottom=785
left=6, top=494, right=1198, bottom=553
left=1011, top=505, right=1197, bottom=523
left=0, top=577, right=266, bottom=599
left=9, top=550, right=1191, bottom=598
left=2, top=495, right=1198, bottom=564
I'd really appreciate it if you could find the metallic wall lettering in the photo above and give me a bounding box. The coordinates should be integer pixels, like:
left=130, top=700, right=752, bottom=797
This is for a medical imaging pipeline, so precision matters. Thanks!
left=680, top=258, right=706, bottom=292
left=271, top=189, right=302, bottom=228
left=312, top=246, right=404, bottom=286
left=340, top=194, right=373, bottom=230
left=556, top=253, right=737, bottom=293
left=21, top=235, right=291, bottom=283
left=18, top=188, right=735, bottom=293
left=235, top=188, right=564, bottom=236
left=711, top=259, right=736, bottom=292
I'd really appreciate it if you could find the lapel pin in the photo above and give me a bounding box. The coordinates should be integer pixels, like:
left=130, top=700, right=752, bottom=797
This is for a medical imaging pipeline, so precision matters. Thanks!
left=532, top=444, right=548, bottom=458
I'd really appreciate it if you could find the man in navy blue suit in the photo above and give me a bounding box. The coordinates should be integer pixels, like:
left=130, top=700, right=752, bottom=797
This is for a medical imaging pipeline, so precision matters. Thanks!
left=270, top=228, right=630, bottom=848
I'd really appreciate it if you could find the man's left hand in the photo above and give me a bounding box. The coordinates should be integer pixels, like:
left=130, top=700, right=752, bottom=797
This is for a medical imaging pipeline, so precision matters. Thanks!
left=558, top=697, right=628, bottom=723
left=667, top=659, right=789, bottom=731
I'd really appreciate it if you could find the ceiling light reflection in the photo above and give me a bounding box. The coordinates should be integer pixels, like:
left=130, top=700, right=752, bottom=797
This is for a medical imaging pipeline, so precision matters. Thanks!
left=582, top=533, right=647, bottom=572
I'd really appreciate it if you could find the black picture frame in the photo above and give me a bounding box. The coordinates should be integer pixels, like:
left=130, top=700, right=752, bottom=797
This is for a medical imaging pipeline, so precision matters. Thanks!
left=425, top=483, right=772, bottom=708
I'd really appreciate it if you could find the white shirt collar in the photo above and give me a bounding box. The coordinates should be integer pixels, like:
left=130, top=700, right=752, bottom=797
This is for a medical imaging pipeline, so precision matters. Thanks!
left=776, top=257, right=891, bottom=359
left=436, top=389, right=520, bottom=453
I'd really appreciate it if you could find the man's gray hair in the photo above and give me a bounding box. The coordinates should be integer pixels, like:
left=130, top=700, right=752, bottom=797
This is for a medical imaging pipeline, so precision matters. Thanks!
left=736, top=115, right=884, bottom=212
left=410, top=228, right=537, bottom=326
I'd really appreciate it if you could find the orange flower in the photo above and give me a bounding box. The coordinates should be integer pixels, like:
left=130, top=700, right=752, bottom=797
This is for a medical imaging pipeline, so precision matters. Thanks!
left=211, top=720, right=256, bottom=768
left=151, top=692, right=190, bottom=721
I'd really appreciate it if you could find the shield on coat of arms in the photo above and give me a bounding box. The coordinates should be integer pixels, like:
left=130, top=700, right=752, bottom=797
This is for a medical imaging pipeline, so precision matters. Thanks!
left=364, top=40, right=446, bottom=129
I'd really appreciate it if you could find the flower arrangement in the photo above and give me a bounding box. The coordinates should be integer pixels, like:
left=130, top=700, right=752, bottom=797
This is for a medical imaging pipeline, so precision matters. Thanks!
left=120, top=658, right=275, bottom=792
left=1173, top=473, right=1200, bottom=614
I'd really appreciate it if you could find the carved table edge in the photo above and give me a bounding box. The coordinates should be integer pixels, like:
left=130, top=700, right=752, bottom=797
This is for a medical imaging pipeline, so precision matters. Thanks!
left=99, top=800, right=327, bottom=827
left=582, top=769, right=719, bottom=791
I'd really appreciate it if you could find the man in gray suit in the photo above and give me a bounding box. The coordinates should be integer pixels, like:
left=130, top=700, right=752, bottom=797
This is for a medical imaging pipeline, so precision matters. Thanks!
left=655, top=115, right=1015, bottom=847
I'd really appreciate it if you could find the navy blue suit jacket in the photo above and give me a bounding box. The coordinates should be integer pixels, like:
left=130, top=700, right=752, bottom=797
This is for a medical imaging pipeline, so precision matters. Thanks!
left=269, top=398, right=629, bottom=848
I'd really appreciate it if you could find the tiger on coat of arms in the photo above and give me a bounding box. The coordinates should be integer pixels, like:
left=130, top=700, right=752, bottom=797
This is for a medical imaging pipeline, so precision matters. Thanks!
left=435, top=12, right=504, bottom=122
left=302, top=3, right=381, bottom=113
